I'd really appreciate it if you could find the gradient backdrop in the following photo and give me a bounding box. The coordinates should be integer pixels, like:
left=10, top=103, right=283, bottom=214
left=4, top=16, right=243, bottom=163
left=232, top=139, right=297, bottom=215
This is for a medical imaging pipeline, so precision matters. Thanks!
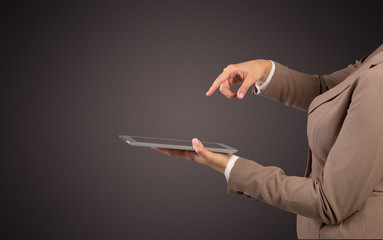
left=2, top=1, right=382, bottom=239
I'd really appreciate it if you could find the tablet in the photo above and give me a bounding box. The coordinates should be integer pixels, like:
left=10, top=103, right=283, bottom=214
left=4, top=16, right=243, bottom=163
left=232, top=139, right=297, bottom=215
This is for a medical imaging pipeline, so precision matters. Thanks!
left=119, top=135, right=238, bottom=154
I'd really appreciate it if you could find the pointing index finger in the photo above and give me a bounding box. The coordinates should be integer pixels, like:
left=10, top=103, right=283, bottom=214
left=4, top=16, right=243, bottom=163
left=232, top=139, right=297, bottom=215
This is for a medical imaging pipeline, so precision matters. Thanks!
left=206, top=70, right=231, bottom=96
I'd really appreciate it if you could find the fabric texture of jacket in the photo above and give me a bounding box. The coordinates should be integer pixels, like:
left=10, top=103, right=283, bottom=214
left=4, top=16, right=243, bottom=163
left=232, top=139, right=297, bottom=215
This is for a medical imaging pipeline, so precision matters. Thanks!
left=227, top=44, right=383, bottom=239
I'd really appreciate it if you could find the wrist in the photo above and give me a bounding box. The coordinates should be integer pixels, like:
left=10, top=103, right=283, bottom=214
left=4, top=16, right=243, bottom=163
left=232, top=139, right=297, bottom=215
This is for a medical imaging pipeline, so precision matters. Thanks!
left=209, top=154, right=230, bottom=174
left=261, top=60, right=273, bottom=83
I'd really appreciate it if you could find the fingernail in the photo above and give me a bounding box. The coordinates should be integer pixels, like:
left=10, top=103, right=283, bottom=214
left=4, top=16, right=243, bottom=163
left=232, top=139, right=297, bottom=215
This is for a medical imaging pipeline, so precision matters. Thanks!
left=238, top=92, right=244, bottom=99
left=192, top=138, right=199, bottom=146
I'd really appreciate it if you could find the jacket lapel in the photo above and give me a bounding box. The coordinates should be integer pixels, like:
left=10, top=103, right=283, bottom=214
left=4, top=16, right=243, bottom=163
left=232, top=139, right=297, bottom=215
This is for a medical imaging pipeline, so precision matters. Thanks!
left=308, top=75, right=353, bottom=114
left=308, top=44, right=383, bottom=115
left=370, top=51, right=383, bottom=67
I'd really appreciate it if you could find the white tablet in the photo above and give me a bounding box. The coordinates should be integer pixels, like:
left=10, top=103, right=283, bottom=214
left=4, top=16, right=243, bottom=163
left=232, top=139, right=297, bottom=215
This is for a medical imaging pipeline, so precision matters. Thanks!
left=119, top=135, right=238, bottom=154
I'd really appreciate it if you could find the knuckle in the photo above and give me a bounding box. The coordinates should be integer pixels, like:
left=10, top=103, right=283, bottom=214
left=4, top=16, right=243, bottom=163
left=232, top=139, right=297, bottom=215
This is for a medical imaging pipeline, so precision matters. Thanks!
left=223, top=92, right=231, bottom=98
left=195, top=149, right=202, bottom=155
left=226, top=64, right=237, bottom=72
left=226, top=64, right=234, bottom=69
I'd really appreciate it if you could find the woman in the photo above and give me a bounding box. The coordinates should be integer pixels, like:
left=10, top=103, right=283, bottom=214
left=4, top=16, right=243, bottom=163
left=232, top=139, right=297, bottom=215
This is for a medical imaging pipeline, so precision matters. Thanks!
left=153, top=44, right=383, bottom=239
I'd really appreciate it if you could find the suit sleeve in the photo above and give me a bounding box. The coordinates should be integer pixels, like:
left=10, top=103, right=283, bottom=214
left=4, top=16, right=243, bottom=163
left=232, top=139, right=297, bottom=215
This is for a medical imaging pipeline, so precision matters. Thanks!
left=254, top=59, right=364, bottom=111
left=229, top=68, right=383, bottom=224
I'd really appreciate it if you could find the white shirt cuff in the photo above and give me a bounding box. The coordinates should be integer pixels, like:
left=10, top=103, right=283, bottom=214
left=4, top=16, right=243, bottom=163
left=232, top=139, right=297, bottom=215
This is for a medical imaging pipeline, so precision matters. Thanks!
left=225, top=155, right=240, bottom=181
left=254, top=60, right=275, bottom=95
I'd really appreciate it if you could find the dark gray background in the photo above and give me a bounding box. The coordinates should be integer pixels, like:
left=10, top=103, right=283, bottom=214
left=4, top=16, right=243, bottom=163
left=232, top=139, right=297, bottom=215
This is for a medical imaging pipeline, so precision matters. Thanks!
left=2, top=1, right=382, bottom=239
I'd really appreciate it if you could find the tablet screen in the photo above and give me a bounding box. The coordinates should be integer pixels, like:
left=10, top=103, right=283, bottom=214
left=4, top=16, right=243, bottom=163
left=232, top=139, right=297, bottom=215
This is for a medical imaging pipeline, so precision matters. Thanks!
left=119, top=135, right=237, bottom=153
left=131, top=136, right=224, bottom=149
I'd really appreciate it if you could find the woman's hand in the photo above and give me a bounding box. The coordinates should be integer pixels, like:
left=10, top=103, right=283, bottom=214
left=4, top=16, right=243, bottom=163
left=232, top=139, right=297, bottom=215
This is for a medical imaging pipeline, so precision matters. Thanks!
left=152, top=138, right=231, bottom=174
left=206, top=59, right=272, bottom=99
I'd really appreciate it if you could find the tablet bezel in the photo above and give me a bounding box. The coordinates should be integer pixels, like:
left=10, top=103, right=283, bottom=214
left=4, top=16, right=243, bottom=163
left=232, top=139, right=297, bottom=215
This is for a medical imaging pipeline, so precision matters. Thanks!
left=119, top=135, right=238, bottom=154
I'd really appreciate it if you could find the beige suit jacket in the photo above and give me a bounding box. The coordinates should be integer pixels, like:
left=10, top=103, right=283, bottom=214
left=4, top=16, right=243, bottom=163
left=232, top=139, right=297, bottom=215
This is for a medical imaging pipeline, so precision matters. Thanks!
left=227, top=44, right=383, bottom=239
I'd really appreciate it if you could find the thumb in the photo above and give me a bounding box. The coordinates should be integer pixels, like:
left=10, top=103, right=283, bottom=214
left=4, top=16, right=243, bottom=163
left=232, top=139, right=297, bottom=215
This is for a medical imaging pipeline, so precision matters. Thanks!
left=237, top=79, right=253, bottom=99
left=192, top=138, right=212, bottom=158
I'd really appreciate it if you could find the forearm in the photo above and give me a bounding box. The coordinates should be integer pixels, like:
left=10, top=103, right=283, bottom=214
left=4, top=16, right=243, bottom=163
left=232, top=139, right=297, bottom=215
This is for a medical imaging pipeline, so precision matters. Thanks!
left=254, top=62, right=325, bottom=111
left=227, top=158, right=329, bottom=223
left=254, top=60, right=361, bottom=111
